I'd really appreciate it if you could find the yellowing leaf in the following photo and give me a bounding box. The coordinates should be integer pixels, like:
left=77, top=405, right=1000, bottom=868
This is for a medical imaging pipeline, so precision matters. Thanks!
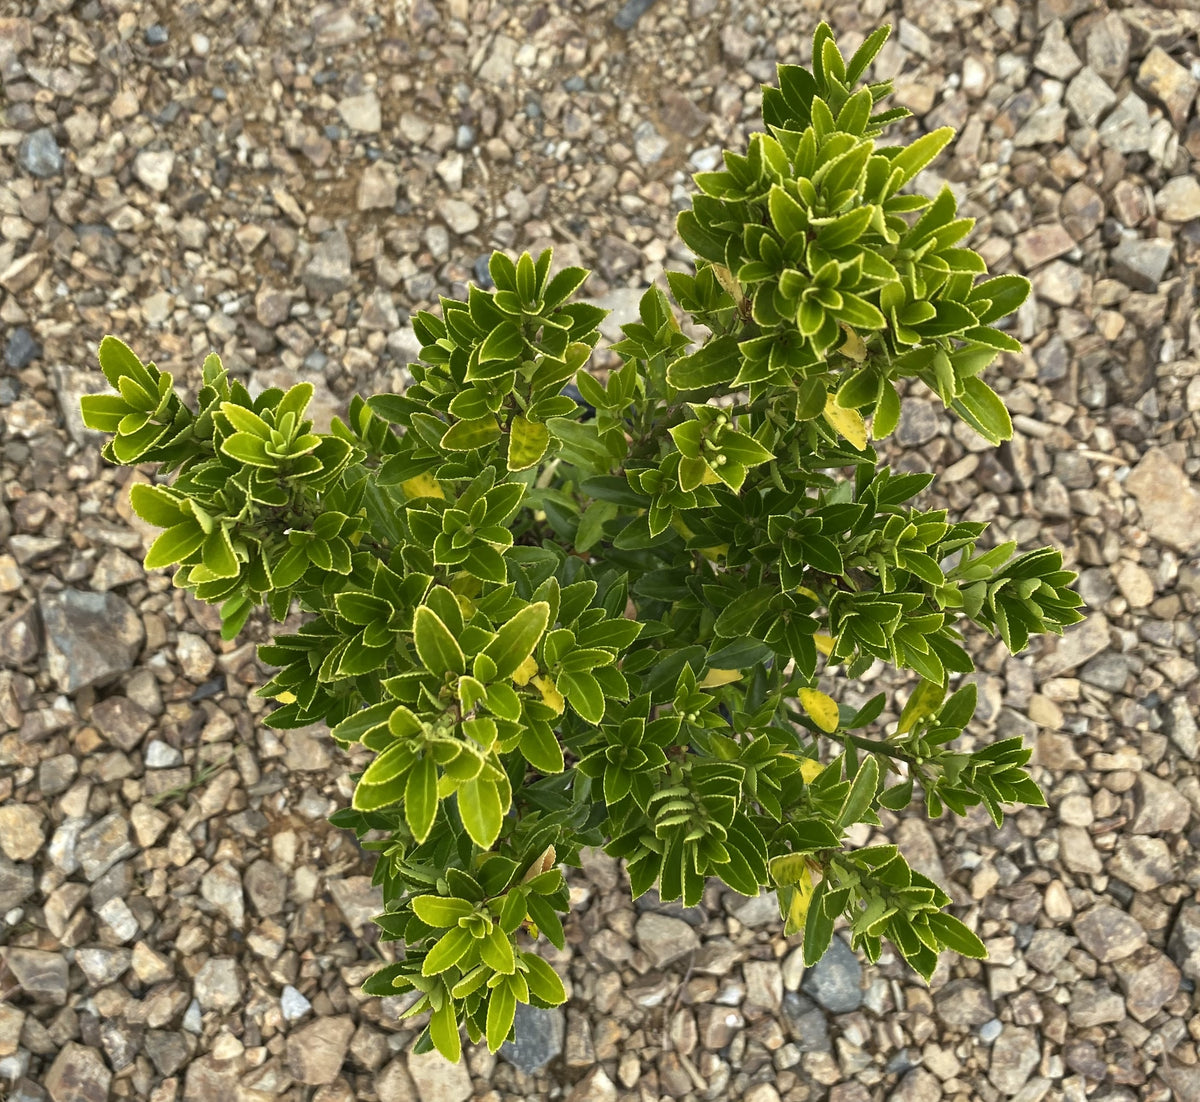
left=769, top=853, right=809, bottom=885
left=521, top=845, right=557, bottom=882
left=837, top=322, right=868, bottom=362
left=670, top=515, right=696, bottom=540
left=401, top=473, right=444, bottom=500
left=700, top=668, right=743, bottom=688
left=512, top=655, right=538, bottom=687
left=699, top=543, right=729, bottom=560
left=274, top=690, right=297, bottom=704
left=896, top=678, right=946, bottom=735
left=700, top=465, right=723, bottom=485
left=799, top=758, right=825, bottom=783
left=507, top=415, right=550, bottom=471
left=711, top=263, right=747, bottom=309
left=822, top=393, right=867, bottom=451
left=798, top=688, right=840, bottom=733
left=785, top=867, right=816, bottom=935
left=532, top=674, right=565, bottom=715
left=814, top=633, right=836, bottom=657
left=795, top=585, right=819, bottom=601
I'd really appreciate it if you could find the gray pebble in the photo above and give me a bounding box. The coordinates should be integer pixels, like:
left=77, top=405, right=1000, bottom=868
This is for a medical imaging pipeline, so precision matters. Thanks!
left=18, top=128, right=63, bottom=178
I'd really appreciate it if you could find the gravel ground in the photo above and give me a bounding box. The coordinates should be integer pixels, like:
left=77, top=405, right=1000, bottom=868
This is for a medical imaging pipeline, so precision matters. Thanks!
left=2, top=1, right=1200, bottom=1100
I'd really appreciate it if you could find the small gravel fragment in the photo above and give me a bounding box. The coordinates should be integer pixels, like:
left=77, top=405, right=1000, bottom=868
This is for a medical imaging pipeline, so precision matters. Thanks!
left=613, top=0, right=658, bottom=30
left=4, top=328, right=40, bottom=369
left=0, top=804, right=45, bottom=861
left=499, top=1002, right=564, bottom=1073
left=801, top=937, right=862, bottom=1013
left=636, top=912, right=700, bottom=968
left=18, top=128, right=63, bottom=177
left=1075, top=904, right=1148, bottom=963
left=44, top=1043, right=111, bottom=1102
left=407, top=1046, right=474, bottom=1102
left=134, top=149, right=175, bottom=193
left=280, top=984, right=312, bottom=1022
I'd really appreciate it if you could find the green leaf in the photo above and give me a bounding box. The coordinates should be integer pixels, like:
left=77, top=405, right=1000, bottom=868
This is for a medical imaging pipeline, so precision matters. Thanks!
left=543, top=265, right=589, bottom=308
left=718, top=429, right=773, bottom=466
left=557, top=669, right=605, bottom=724
left=201, top=525, right=239, bottom=579
left=802, top=880, right=835, bottom=965
left=411, top=894, right=474, bottom=927
left=413, top=606, right=466, bottom=677
left=222, top=432, right=274, bottom=468
left=836, top=755, right=879, bottom=829
left=429, top=996, right=462, bottom=1063
left=926, top=911, right=987, bottom=958
left=441, top=416, right=502, bottom=451
left=98, top=335, right=151, bottom=390
left=406, top=754, right=439, bottom=843
left=80, top=393, right=133, bottom=432
left=526, top=894, right=565, bottom=949
left=837, top=293, right=887, bottom=330
left=481, top=922, right=515, bottom=975
left=486, top=978, right=517, bottom=1052
left=666, top=334, right=742, bottom=390
left=423, top=924, right=474, bottom=975
left=111, top=422, right=167, bottom=463
left=967, top=274, right=1030, bottom=324
left=479, top=321, right=525, bottom=363
left=459, top=777, right=505, bottom=848
left=889, top=127, right=954, bottom=188
left=508, top=416, right=550, bottom=471
left=520, top=723, right=565, bottom=773
left=952, top=377, right=1013, bottom=445
left=575, top=500, right=618, bottom=553
left=361, top=961, right=408, bottom=996
left=768, top=184, right=809, bottom=239
left=359, top=741, right=414, bottom=787
left=871, top=381, right=901, bottom=439
left=846, top=24, right=890, bottom=84
left=129, top=483, right=184, bottom=528
left=144, top=521, right=205, bottom=569
left=220, top=401, right=271, bottom=438
left=706, top=637, right=773, bottom=668
left=483, top=682, right=521, bottom=722
left=818, top=206, right=873, bottom=250
left=522, top=953, right=567, bottom=1005
left=676, top=208, right=729, bottom=264
left=483, top=602, right=551, bottom=679
left=329, top=702, right=394, bottom=747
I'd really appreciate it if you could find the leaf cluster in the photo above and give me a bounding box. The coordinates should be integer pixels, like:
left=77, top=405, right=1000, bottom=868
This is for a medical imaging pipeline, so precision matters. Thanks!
left=81, top=22, right=1083, bottom=1060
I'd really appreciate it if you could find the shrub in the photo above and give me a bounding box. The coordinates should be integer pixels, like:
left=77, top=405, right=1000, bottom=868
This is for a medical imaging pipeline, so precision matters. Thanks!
left=82, top=22, right=1082, bottom=1060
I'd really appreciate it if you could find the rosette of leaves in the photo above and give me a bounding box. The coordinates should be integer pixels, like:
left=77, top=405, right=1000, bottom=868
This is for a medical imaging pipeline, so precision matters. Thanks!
left=82, top=19, right=1084, bottom=1063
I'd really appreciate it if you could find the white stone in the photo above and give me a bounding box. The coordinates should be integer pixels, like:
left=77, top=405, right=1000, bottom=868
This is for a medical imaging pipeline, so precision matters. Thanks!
left=1155, top=176, right=1200, bottom=223
left=339, top=92, right=381, bottom=133
left=134, top=149, right=175, bottom=193
left=280, top=984, right=312, bottom=1021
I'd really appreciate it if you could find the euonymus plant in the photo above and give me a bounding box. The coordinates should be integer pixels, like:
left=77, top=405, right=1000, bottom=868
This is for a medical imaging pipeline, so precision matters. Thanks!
left=83, top=24, right=1082, bottom=1060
